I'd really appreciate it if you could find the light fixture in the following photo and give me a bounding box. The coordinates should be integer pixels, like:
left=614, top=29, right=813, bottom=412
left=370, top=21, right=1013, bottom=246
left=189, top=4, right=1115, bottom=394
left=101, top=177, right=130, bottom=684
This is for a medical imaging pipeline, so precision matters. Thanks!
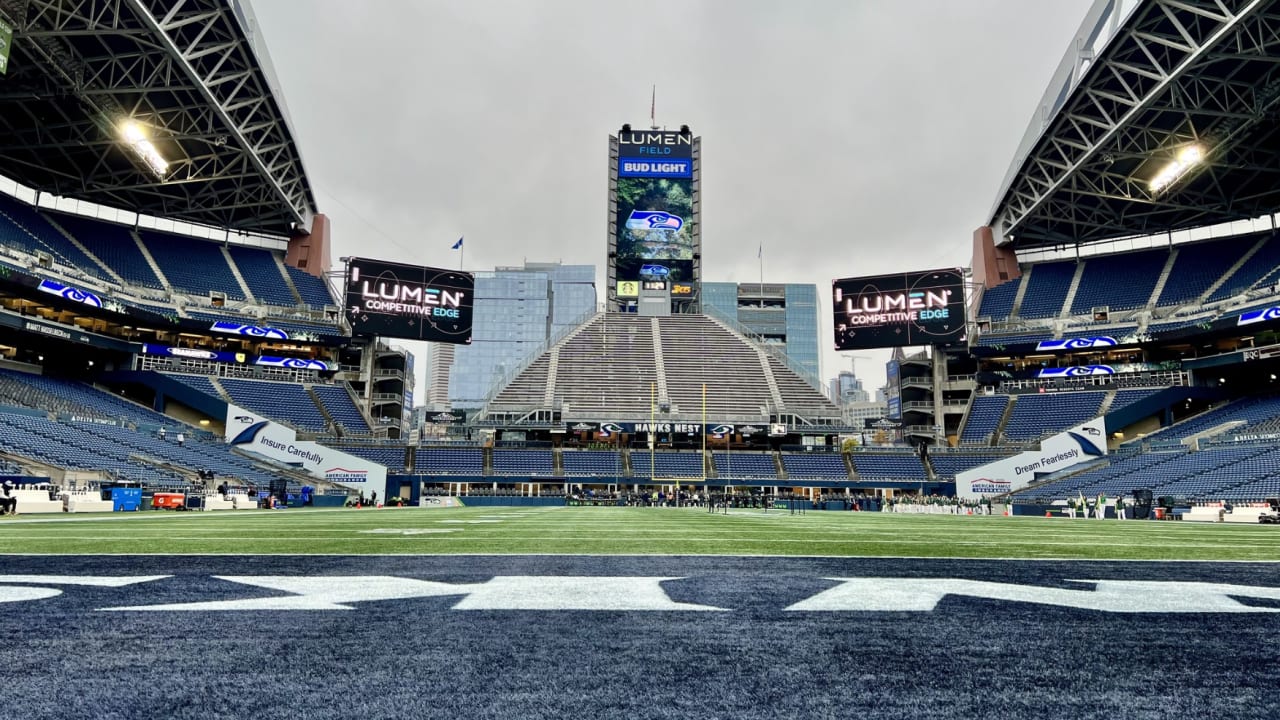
left=1149, top=144, right=1203, bottom=194
left=119, top=120, right=171, bottom=178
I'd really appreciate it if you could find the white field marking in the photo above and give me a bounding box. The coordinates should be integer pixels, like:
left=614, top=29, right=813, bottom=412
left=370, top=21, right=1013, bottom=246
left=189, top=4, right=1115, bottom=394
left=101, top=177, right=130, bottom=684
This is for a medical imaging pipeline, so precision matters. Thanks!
left=102, top=576, right=725, bottom=612
left=10, top=531, right=1276, bottom=556
left=437, top=519, right=503, bottom=524
left=357, top=529, right=458, bottom=535
left=785, top=578, right=1280, bottom=613
left=0, top=575, right=170, bottom=604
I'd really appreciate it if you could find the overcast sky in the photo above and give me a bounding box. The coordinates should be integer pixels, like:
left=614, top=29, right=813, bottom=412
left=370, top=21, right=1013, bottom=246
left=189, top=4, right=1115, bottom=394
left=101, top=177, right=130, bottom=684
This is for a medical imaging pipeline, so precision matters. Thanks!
left=251, top=0, right=1093, bottom=400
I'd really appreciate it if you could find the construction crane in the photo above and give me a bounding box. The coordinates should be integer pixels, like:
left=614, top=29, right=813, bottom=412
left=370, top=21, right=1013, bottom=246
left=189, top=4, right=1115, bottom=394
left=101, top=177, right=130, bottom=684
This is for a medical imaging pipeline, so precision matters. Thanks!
left=847, top=355, right=871, bottom=376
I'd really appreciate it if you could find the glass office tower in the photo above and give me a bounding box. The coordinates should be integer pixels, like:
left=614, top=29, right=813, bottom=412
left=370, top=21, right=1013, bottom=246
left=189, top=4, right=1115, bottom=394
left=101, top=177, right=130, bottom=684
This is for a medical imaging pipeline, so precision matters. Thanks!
left=701, top=281, right=821, bottom=382
left=445, top=262, right=596, bottom=410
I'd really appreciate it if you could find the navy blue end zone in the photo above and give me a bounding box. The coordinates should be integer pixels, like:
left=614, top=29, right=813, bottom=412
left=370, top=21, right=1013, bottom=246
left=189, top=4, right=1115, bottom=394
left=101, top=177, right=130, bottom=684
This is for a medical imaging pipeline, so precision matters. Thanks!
left=2, top=556, right=1278, bottom=719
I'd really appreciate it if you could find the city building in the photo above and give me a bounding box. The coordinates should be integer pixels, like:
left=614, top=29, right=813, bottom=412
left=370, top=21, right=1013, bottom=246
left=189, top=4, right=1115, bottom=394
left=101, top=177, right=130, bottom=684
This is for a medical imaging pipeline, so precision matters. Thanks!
left=829, top=370, right=870, bottom=405
left=444, top=261, right=596, bottom=410
left=701, top=282, right=821, bottom=383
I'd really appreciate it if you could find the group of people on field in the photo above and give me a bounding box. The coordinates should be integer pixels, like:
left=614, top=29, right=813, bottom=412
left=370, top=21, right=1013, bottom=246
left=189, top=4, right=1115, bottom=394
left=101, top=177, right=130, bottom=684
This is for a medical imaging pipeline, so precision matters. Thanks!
left=1065, top=492, right=1127, bottom=519
left=883, top=494, right=992, bottom=515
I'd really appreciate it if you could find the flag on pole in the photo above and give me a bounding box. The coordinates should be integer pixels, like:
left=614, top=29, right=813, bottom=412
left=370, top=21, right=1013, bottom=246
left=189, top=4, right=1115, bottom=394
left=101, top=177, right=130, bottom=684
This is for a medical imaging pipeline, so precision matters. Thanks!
left=757, top=243, right=762, bottom=259
left=451, top=237, right=464, bottom=250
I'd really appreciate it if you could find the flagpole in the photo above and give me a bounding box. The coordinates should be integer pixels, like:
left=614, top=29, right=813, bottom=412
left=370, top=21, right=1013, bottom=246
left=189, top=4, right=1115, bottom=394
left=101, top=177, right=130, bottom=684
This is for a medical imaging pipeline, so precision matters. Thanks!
left=759, top=243, right=764, bottom=308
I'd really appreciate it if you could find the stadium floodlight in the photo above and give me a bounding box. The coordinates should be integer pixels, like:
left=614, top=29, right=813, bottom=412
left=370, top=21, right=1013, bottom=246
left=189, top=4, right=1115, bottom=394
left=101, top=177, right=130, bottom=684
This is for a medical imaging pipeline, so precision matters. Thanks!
left=1148, top=145, right=1202, bottom=194
left=119, top=121, right=170, bottom=178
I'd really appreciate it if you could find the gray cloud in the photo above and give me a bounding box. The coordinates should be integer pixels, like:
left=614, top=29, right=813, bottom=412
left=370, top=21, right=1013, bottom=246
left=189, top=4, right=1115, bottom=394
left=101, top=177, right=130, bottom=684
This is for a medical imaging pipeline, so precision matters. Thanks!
left=252, top=0, right=1094, bottom=397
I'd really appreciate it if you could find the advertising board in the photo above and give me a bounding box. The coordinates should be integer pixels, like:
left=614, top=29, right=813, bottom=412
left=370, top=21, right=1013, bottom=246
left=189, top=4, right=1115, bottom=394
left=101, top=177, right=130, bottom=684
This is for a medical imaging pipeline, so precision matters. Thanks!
left=344, top=258, right=473, bottom=344
left=833, top=268, right=966, bottom=349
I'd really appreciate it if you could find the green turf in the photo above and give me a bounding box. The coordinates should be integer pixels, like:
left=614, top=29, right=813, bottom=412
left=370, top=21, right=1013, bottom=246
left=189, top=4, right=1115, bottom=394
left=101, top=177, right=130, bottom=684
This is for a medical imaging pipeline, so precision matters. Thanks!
left=1, top=505, right=1279, bottom=559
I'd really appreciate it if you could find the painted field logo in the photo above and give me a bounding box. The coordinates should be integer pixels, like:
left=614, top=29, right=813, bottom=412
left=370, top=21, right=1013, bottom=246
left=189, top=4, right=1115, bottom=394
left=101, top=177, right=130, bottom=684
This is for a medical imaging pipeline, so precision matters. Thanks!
left=325, top=467, right=368, bottom=484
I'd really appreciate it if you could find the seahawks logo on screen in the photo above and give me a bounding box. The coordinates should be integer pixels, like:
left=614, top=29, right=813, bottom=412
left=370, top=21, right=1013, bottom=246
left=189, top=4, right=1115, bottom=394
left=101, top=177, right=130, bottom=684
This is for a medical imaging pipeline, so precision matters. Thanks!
left=625, top=210, right=684, bottom=231
left=640, top=264, right=670, bottom=278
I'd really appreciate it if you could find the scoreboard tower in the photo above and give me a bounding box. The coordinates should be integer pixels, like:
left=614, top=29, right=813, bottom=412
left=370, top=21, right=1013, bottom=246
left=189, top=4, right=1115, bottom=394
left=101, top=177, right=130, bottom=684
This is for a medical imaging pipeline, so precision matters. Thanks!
left=607, top=125, right=701, bottom=315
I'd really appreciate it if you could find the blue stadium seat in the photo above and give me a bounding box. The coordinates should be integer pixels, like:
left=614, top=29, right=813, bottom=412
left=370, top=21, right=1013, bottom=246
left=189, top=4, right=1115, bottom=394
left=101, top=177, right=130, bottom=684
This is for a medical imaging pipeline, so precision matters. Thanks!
left=1070, top=250, right=1166, bottom=314
left=1003, top=392, right=1104, bottom=442
left=781, top=453, right=849, bottom=480
left=1018, top=261, right=1076, bottom=319
left=333, top=445, right=407, bottom=471
left=1157, top=236, right=1254, bottom=306
left=850, top=453, right=926, bottom=480
left=1207, top=233, right=1280, bottom=302
left=929, top=454, right=1008, bottom=481
left=227, top=244, right=299, bottom=306
left=974, top=332, right=1054, bottom=348
left=163, top=373, right=221, bottom=398
left=54, top=213, right=164, bottom=289
left=286, top=266, right=336, bottom=308
left=492, top=450, right=555, bottom=476
left=562, top=450, right=621, bottom=476
left=311, top=384, right=371, bottom=435
left=218, top=377, right=326, bottom=433
left=138, top=230, right=245, bottom=300
left=0, top=196, right=112, bottom=281
left=416, top=447, right=483, bottom=475
left=632, top=452, right=704, bottom=478
left=961, top=395, right=1008, bottom=444
left=712, top=452, right=777, bottom=479
left=978, top=280, right=1020, bottom=320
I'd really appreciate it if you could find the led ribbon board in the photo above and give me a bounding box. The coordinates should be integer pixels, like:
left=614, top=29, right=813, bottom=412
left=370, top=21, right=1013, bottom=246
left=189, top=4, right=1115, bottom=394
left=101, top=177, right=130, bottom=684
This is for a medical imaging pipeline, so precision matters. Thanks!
left=344, top=258, right=473, bottom=344
left=832, top=268, right=966, bottom=350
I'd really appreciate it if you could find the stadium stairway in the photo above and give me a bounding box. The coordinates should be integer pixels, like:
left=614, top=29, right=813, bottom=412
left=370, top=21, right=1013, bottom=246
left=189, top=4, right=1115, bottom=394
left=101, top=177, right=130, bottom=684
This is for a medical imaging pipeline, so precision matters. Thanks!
left=993, top=397, right=1017, bottom=447
left=1058, top=262, right=1086, bottom=319
left=42, top=213, right=124, bottom=285
left=132, top=229, right=175, bottom=295
left=219, top=245, right=257, bottom=304
left=1143, top=250, right=1179, bottom=310
left=306, top=386, right=338, bottom=433
left=649, top=317, right=670, bottom=405
left=1200, top=234, right=1270, bottom=303
left=543, top=351, right=561, bottom=407
left=273, top=254, right=307, bottom=305
left=755, top=348, right=786, bottom=412
left=1009, top=272, right=1031, bottom=318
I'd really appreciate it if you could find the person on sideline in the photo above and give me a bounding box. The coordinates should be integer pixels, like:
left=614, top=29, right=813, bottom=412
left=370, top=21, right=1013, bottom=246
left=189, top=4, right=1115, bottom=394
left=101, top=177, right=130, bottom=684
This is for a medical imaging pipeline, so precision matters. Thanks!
left=0, top=481, right=16, bottom=515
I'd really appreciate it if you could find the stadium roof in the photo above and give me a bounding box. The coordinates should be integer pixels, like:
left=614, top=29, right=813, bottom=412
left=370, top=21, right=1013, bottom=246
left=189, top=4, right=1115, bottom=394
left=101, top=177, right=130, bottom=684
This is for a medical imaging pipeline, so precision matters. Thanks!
left=989, top=0, right=1280, bottom=249
left=0, top=0, right=316, bottom=236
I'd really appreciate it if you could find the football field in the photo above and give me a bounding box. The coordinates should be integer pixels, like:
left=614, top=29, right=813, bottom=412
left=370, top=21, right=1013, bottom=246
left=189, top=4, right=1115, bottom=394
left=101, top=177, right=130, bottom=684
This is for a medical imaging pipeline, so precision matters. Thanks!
left=2, top=507, right=1279, bottom=719
left=1, top=505, right=1279, bottom=560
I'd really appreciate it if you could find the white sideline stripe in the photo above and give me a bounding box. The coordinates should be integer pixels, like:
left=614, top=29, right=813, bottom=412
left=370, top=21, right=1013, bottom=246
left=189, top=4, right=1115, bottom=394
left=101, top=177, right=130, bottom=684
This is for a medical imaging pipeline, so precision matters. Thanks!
left=2, top=552, right=1279, bottom=563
